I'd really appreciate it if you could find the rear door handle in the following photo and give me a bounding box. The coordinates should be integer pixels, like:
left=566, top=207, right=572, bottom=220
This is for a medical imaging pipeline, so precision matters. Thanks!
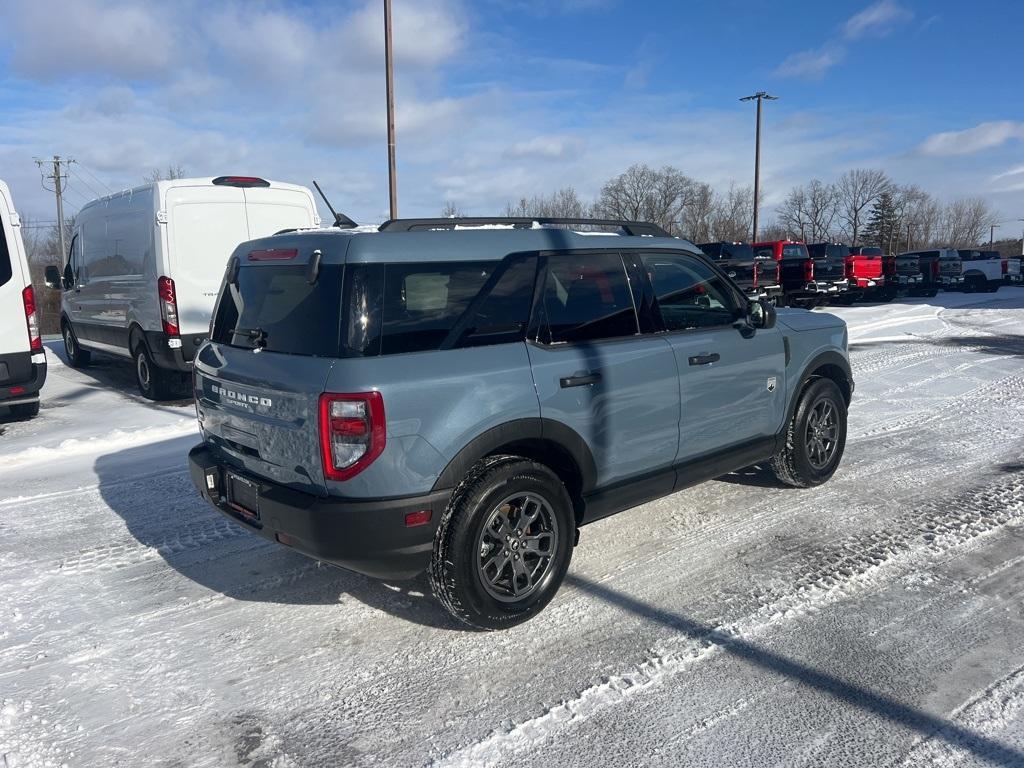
left=560, top=372, right=602, bottom=388
left=688, top=353, right=720, bottom=366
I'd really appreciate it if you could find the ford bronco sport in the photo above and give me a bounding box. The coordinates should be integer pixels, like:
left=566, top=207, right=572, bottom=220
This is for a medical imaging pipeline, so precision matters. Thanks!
left=188, top=217, right=853, bottom=629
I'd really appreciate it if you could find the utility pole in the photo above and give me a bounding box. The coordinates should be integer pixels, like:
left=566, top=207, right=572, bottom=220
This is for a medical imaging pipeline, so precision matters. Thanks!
left=35, top=155, right=73, bottom=262
left=384, top=0, right=398, bottom=220
left=740, top=92, right=778, bottom=243
left=989, top=223, right=999, bottom=247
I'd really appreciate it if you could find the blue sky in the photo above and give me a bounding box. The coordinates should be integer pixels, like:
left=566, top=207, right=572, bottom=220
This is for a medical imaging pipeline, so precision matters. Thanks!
left=1, top=0, right=1022, bottom=229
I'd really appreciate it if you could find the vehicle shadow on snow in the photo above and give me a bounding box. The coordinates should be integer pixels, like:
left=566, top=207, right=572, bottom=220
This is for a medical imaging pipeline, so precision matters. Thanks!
left=94, top=439, right=462, bottom=630
left=853, top=333, right=1024, bottom=359
left=826, top=285, right=1024, bottom=312
left=44, top=340, right=192, bottom=407
left=566, top=574, right=1024, bottom=766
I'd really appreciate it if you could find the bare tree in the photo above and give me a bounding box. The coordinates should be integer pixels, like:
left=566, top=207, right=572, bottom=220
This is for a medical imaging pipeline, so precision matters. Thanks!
left=441, top=201, right=463, bottom=218
left=710, top=184, right=753, bottom=242
left=835, top=169, right=891, bottom=245
left=941, top=197, right=998, bottom=247
left=777, top=185, right=810, bottom=241
left=145, top=164, right=187, bottom=183
left=503, top=187, right=590, bottom=219
left=680, top=182, right=714, bottom=242
left=594, top=164, right=698, bottom=235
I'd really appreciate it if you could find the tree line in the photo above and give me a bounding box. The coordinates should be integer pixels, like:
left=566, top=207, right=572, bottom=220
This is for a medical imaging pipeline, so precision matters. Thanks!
left=444, top=164, right=1002, bottom=251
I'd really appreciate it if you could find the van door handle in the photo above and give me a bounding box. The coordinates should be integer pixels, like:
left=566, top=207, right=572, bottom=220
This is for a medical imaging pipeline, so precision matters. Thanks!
left=688, top=353, right=720, bottom=366
left=560, top=372, right=602, bottom=388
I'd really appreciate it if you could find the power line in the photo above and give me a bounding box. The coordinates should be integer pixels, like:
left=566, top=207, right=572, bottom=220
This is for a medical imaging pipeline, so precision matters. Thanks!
left=68, top=167, right=105, bottom=200
left=75, top=162, right=114, bottom=195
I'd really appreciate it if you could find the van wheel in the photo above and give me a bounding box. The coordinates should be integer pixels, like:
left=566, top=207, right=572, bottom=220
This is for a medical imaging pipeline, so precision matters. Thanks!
left=430, top=456, right=574, bottom=630
left=134, top=343, right=174, bottom=401
left=8, top=401, right=40, bottom=419
left=770, top=378, right=847, bottom=488
left=62, top=322, right=91, bottom=367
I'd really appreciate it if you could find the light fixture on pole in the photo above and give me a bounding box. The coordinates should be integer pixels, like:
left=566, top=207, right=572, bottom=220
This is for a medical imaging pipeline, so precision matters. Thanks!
left=740, top=91, right=778, bottom=243
left=384, top=0, right=398, bottom=220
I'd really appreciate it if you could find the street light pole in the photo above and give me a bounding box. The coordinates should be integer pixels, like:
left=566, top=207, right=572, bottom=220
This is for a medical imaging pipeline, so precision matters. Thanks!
left=990, top=223, right=999, bottom=247
left=1018, top=219, right=1024, bottom=257
left=740, top=91, right=778, bottom=243
left=384, top=0, right=398, bottom=220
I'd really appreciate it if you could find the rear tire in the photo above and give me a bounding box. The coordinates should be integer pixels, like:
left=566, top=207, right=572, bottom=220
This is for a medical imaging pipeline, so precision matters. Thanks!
left=62, top=321, right=91, bottom=368
left=134, top=343, right=174, bottom=401
left=8, top=401, right=40, bottom=419
left=770, top=378, right=847, bottom=488
left=430, top=456, right=574, bottom=630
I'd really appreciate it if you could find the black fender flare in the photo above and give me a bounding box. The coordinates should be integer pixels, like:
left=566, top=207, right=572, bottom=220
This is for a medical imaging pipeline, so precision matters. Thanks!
left=431, top=418, right=598, bottom=495
left=785, top=350, right=853, bottom=424
left=128, top=323, right=148, bottom=355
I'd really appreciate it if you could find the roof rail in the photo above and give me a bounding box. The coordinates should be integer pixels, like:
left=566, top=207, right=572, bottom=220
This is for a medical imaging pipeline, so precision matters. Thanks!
left=377, top=217, right=672, bottom=238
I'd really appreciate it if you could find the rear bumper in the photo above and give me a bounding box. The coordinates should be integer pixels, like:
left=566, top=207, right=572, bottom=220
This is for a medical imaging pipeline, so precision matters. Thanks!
left=188, top=443, right=451, bottom=580
left=0, top=350, right=46, bottom=405
left=939, top=275, right=965, bottom=287
left=145, top=331, right=207, bottom=372
left=1005, top=274, right=1022, bottom=283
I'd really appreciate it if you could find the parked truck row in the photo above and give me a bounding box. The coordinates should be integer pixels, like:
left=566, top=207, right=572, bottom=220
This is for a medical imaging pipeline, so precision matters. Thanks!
left=697, top=239, right=1017, bottom=308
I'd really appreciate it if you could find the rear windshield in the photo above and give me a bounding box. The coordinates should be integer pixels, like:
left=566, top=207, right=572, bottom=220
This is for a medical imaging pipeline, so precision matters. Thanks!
left=781, top=244, right=809, bottom=260
left=854, top=247, right=883, bottom=256
left=212, top=264, right=343, bottom=357
left=808, top=244, right=848, bottom=260
left=0, top=218, right=11, bottom=287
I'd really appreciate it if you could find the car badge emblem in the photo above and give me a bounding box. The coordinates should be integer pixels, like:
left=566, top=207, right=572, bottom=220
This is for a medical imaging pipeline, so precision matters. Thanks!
left=767, top=377, right=777, bottom=392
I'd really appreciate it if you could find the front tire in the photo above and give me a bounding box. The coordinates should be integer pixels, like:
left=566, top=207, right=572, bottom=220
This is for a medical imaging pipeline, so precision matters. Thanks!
left=770, top=378, right=847, bottom=488
left=430, top=456, right=574, bottom=630
left=134, top=343, right=174, bottom=401
left=62, top=321, right=91, bottom=368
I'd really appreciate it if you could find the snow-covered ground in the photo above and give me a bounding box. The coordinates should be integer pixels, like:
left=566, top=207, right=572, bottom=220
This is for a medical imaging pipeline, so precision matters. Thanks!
left=2, top=290, right=1024, bottom=768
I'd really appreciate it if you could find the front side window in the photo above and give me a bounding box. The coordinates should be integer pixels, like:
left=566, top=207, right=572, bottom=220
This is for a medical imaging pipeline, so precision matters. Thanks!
left=0, top=216, right=11, bottom=288
left=642, top=253, right=741, bottom=331
left=534, top=252, right=638, bottom=344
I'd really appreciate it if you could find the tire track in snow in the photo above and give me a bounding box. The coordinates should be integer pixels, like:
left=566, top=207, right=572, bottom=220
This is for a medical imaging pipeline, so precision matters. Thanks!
left=433, top=472, right=1024, bottom=768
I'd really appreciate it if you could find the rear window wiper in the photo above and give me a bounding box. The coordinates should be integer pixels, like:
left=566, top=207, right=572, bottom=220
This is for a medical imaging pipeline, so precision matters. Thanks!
left=235, top=327, right=268, bottom=351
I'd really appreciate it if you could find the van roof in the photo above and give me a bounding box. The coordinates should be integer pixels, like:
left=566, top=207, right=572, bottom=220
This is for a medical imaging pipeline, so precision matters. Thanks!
left=77, top=176, right=313, bottom=213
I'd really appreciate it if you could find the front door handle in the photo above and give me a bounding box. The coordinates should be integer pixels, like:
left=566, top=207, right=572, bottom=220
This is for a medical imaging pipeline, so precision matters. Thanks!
left=560, top=372, right=602, bottom=388
left=688, top=353, right=720, bottom=366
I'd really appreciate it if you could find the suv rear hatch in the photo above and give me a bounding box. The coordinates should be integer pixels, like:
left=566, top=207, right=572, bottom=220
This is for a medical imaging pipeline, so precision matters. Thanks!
left=195, top=245, right=344, bottom=496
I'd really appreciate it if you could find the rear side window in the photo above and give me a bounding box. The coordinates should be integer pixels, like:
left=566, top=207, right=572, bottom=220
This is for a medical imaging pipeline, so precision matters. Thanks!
left=535, top=252, right=638, bottom=344
left=378, top=258, right=535, bottom=355
left=0, top=218, right=11, bottom=288
left=212, top=264, right=343, bottom=357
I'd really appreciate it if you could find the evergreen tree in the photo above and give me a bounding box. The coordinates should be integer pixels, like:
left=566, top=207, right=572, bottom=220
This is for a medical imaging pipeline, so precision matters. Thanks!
left=863, top=191, right=900, bottom=251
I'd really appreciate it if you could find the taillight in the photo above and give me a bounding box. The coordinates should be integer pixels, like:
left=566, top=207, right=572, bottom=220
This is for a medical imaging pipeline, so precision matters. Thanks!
left=804, top=259, right=814, bottom=281
left=844, top=255, right=855, bottom=278
left=1003, top=260, right=1009, bottom=275
left=22, top=285, right=42, bottom=351
left=248, top=248, right=298, bottom=261
left=158, top=276, right=179, bottom=336
left=751, top=261, right=759, bottom=289
left=932, top=260, right=940, bottom=278
left=319, top=392, right=386, bottom=481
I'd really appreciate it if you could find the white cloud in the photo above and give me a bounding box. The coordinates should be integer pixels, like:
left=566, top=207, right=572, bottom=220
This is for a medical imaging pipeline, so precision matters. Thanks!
left=504, top=135, right=584, bottom=160
left=992, top=165, right=1024, bottom=181
left=842, top=0, right=913, bottom=39
left=2, top=0, right=177, bottom=80
left=773, top=46, right=846, bottom=79
left=919, top=121, right=1024, bottom=156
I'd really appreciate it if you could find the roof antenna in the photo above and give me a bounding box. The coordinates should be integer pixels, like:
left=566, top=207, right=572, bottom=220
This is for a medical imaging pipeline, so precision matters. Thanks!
left=313, top=180, right=357, bottom=229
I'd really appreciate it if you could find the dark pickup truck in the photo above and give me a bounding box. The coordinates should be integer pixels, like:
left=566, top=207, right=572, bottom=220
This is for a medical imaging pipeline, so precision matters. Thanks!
left=878, top=251, right=930, bottom=298
left=900, top=249, right=963, bottom=293
left=697, top=241, right=782, bottom=301
left=753, top=240, right=832, bottom=308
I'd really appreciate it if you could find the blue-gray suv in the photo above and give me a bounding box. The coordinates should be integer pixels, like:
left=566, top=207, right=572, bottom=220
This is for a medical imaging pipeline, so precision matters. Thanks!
left=188, top=217, right=853, bottom=629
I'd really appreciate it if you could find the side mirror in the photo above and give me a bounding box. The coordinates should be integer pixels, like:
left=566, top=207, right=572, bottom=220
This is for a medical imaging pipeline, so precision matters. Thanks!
left=749, top=297, right=777, bottom=330
left=44, top=265, right=62, bottom=289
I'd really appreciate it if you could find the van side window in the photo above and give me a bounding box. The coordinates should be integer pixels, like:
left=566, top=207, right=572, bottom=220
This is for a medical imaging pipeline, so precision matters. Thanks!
left=534, top=252, right=639, bottom=344
left=642, top=253, right=741, bottom=331
left=88, top=213, right=148, bottom=278
left=0, top=216, right=11, bottom=288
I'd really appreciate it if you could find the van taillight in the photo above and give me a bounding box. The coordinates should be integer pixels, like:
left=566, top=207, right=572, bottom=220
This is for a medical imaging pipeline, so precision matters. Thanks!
left=22, top=285, right=41, bottom=351
left=158, top=276, right=179, bottom=336
left=804, top=259, right=814, bottom=281
left=319, top=392, right=386, bottom=481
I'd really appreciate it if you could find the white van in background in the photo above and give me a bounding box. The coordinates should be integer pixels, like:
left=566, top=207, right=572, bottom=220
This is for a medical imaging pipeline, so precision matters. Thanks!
left=0, top=180, right=46, bottom=419
left=46, top=176, right=320, bottom=400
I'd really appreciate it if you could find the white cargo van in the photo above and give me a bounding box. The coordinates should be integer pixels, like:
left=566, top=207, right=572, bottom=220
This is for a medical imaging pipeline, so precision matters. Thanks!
left=0, top=180, right=46, bottom=419
left=45, top=176, right=320, bottom=399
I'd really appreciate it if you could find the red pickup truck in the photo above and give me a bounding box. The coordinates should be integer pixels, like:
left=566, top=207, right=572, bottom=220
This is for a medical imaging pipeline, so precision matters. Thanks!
left=838, top=246, right=887, bottom=302
left=752, top=240, right=832, bottom=308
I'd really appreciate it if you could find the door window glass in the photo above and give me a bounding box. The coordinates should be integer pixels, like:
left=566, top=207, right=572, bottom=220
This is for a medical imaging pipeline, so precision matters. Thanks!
left=535, top=252, right=638, bottom=344
left=641, top=253, right=741, bottom=331
left=0, top=217, right=11, bottom=288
